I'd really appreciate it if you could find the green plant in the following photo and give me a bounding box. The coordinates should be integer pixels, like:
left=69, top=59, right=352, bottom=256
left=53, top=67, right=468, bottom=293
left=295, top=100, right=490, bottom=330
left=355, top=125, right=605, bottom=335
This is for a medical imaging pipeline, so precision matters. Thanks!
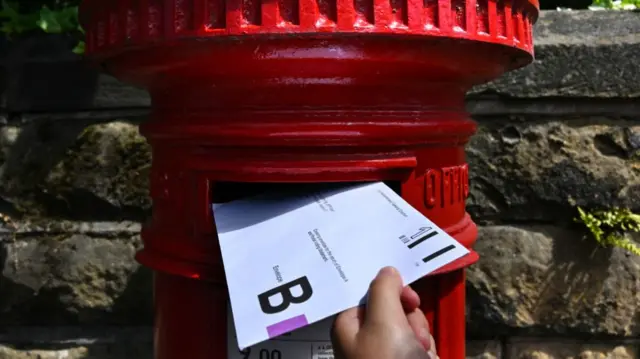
left=590, top=0, right=640, bottom=8
left=576, top=207, right=640, bottom=256
left=0, top=0, right=84, bottom=53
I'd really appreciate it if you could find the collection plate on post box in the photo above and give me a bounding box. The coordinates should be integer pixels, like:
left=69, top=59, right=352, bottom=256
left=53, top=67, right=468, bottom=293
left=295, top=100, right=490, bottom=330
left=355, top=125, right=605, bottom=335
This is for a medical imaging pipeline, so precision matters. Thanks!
left=227, top=309, right=335, bottom=359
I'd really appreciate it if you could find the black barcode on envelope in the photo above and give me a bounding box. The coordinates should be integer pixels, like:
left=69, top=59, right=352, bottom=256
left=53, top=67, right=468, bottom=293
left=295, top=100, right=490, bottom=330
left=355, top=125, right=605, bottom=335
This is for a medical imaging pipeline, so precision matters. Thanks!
left=407, top=231, right=439, bottom=249
left=422, top=244, right=456, bottom=263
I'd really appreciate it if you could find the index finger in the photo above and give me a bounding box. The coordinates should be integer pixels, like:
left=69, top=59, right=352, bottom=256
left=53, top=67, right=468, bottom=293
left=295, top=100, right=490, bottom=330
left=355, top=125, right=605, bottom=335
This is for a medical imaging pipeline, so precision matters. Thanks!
left=365, top=266, right=407, bottom=326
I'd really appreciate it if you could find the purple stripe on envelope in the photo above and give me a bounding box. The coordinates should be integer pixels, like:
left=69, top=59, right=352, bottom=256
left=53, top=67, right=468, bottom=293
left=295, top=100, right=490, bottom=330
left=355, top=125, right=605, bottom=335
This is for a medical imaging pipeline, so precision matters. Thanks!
left=266, top=315, right=308, bottom=338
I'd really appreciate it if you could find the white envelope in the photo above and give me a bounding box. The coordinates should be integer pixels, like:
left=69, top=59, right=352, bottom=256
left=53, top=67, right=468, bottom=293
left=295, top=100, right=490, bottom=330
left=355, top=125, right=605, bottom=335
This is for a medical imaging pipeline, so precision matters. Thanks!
left=213, top=182, right=469, bottom=350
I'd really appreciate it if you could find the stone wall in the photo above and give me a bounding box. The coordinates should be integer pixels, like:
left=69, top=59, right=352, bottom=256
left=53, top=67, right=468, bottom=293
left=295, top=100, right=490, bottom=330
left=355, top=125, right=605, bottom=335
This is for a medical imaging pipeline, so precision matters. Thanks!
left=1, top=10, right=639, bottom=359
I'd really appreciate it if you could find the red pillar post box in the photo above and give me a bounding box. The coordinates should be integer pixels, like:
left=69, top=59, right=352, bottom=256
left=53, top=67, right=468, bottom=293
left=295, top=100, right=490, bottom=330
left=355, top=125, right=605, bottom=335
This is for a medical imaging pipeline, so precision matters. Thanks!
left=79, top=0, right=538, bottom=358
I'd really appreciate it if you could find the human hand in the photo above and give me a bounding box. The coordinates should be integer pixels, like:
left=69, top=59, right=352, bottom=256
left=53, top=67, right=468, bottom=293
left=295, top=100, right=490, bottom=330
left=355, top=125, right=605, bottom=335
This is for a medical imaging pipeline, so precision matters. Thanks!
left=331, top=266, right=437, bottom=359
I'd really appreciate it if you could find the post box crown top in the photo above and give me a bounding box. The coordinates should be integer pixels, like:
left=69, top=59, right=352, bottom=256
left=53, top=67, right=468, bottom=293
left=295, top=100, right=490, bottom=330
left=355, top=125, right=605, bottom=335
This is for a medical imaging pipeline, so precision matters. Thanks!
left=80, top=0, right=539, bottom=57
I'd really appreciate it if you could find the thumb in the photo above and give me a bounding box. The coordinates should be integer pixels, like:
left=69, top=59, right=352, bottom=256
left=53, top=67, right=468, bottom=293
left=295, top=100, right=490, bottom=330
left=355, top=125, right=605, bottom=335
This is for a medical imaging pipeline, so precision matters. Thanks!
left=365, top=266, right=407, bottom=326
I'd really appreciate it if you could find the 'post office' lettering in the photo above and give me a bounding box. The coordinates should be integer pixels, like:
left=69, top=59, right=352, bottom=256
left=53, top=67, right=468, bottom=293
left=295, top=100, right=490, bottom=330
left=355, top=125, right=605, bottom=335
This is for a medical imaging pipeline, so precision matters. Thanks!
left=423, top=164, right=469, bottom=209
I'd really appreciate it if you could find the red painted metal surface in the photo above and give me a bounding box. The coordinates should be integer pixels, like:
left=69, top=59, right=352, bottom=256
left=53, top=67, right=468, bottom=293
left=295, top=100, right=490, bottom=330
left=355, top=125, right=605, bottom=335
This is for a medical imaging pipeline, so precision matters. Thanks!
left=79, top=0, right=538, bottom=357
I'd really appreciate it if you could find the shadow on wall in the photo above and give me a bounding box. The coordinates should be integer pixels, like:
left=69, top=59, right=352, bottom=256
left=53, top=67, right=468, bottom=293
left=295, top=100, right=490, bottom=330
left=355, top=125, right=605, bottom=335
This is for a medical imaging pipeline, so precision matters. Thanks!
left=3, top=33, right=100, bottom=114
left=0, top=241, right=41, bottom=323
left=110, top=265, right=154, bottom=324
left=539, top=0, right=593, bottom=9
left=2, top=119, right=95, bottom=216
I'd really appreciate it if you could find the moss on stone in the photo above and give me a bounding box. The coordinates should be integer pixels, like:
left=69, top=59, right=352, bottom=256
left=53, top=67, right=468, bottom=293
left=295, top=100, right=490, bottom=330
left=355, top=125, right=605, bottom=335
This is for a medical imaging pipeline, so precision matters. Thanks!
left=1, top=120, right=152, bottom=221
left=41, top=121, right=151, bottom=220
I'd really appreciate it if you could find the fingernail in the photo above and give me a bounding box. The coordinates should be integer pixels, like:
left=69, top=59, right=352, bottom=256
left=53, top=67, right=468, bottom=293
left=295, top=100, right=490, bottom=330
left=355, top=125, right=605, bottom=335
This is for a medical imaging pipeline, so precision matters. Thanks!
left=419, top=328, right=430, bottom=341
left=418, top=328, right=431, bottom=350
left=379, top=266, right=397, bottom=276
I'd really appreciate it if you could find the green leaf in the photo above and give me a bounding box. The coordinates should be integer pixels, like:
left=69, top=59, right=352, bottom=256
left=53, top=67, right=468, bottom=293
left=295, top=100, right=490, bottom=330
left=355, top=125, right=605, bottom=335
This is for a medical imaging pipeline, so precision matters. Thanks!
left=576, top=206, right=640, bottom=256
left=37, top=6, right=62, bottom=33
left=72, top=39, right=85, bottom=54
left=0, top=0, right=84, bottom=54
